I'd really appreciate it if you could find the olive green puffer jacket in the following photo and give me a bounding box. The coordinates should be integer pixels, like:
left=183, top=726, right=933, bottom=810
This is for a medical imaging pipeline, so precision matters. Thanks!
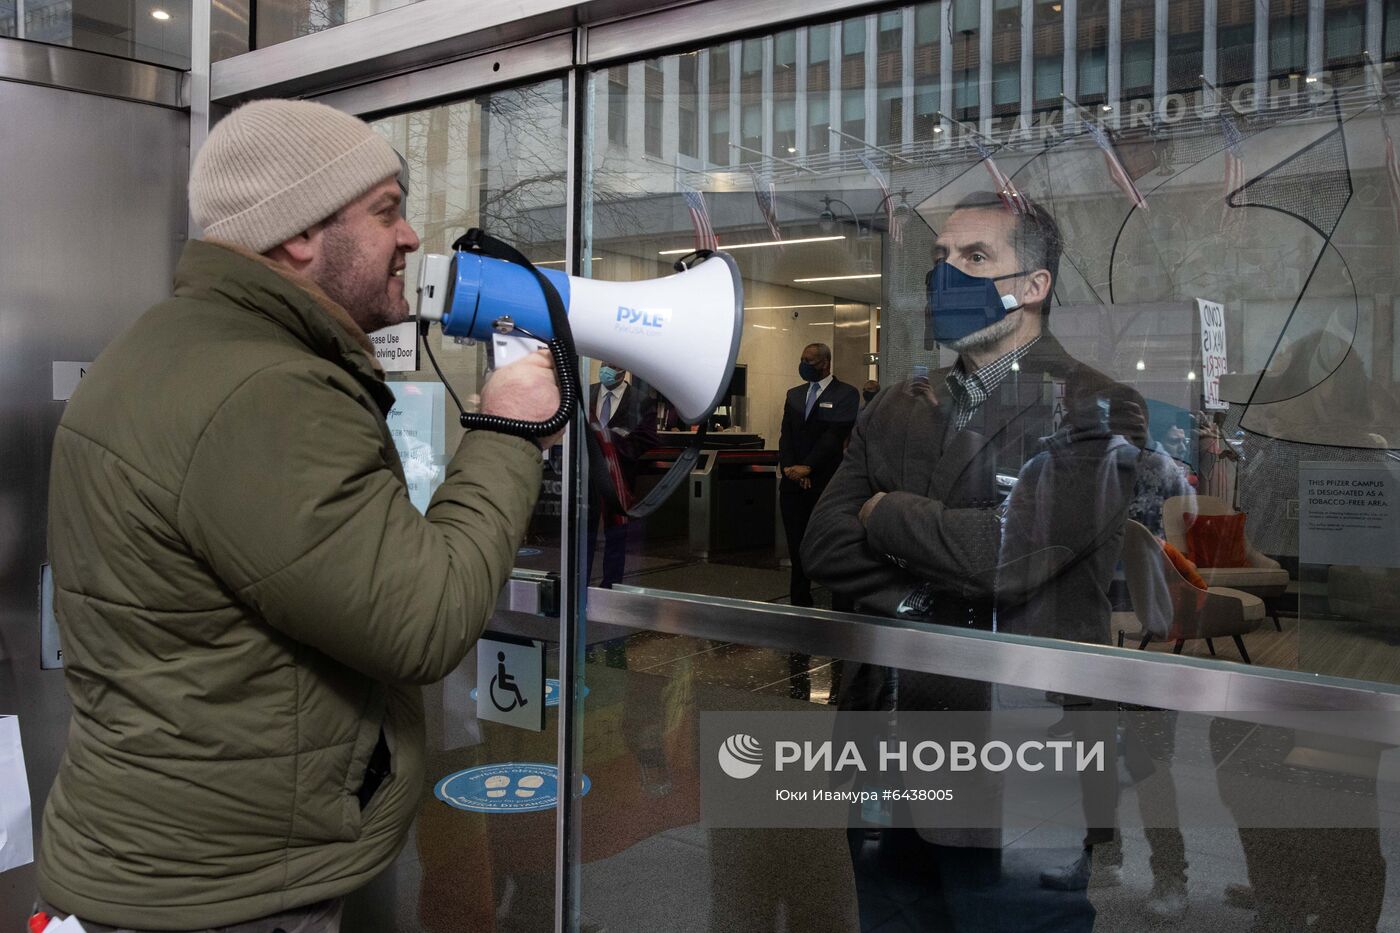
left=39, top=240, right=542, bottom=929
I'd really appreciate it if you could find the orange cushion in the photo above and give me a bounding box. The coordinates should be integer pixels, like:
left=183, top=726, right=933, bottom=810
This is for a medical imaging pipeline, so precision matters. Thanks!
left=1160, top=539, right=1209, bottom=590
left=1184, top=512, right=1251, bottom=568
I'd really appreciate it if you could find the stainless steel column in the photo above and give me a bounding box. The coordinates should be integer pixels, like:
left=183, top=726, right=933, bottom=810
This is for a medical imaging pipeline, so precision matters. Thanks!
left=0, top=80, right=187, bottom=925
left=1021, top=0, right=1033, bottom=127
left=1367, top=0, right=1383, bottom=94
left=1063, top=0, right=1078, bottom=128
left=1154, top=0, right=1168, bottom=104
left=979, top=0, right=992, bottom=132
left=940, top=0, right=953, bottom=123
left=189, top=0, right=211, bottom=235
left=864, top=12, right=877, bottom=144
left=1204, top=0, right=1218, bottom=107
left=1255, top=0, right=1270, bottom=104
left=762, top=33, right=775, bottom=157
left=901, top=6, right=915, bottom=144
left=1108, top=0, right=1122, bottom=115
left=1307, top=0, right=1324, bottom=79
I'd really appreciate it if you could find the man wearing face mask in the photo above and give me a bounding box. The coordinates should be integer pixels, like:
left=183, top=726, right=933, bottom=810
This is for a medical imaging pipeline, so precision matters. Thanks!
left=803, top=193, right=1143, bottom=928
left=588, top=363, right=659, bottom=588
left=778, top=344, right=861, bottom=612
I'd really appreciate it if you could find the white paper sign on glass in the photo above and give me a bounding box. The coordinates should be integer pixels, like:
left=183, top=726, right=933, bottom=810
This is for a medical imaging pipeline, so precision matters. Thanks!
left=385, top=382, right=445, bottom=513
left=40, top=564, right=62, bottom=669
left=51, top=361, right=94, bottom=401
left=1299, top=462, right=1400, bottom=568
left=0, top=715, right=34, bottom=873
left=370, top=322, right=420, bottom=373
left=1197, top=298, right=1228, bottom=411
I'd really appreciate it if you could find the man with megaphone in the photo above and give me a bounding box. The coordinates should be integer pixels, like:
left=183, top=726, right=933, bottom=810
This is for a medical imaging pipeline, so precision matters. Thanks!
left=37, top=99, right=560, bottom=932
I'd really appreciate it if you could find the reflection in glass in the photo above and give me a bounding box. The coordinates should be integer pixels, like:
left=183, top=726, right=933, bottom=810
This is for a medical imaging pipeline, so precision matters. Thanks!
left=578, top=0, right=1400, bottom=710
left=254, top=0, right=417, bottom=47
left=371, top=79, right=568, bottom=558
left=572, top=619, right=1396, bottom=932
left=9, top=0, right=191, bottom=67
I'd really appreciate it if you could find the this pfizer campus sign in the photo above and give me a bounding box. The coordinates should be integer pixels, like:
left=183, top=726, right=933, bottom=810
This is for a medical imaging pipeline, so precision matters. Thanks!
left=700, top=711, right=1400, bottom=831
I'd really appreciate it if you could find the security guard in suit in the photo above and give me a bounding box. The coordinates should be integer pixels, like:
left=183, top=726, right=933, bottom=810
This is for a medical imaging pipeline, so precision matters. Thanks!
left=778, top=342, right=860, bottom=609
left=588, top=363, right=659, bottom=588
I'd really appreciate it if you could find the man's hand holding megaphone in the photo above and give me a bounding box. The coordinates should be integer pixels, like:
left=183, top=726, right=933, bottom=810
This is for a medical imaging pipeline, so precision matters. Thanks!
left=480, top=348, right=564, bottom=449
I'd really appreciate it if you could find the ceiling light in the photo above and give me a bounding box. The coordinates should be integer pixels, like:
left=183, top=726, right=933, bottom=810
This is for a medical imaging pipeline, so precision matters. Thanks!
left=1135, top=360, right=1146, bottom=371
left=1187, top=371, right=1197, bottom=381
left=751, top=324, right=777, bottom=330
left=1101, top=104, right=1113, bottom=112
left=1051, top=3, right=1062, bottom=11
left=1305, top=74, right=1319, bottom=84
left=658, top=235, right=845, bottom=256
left=807, top=321, right=834, bottom=326
left=151, top=8, right=171, bottom=18
left=933, top=126, right=944, bottom=133
left=787, top=146, right=798, bottom=154
left=792, top=273, right=882, bottom=283
left=745, top=303, right=835, bottom=310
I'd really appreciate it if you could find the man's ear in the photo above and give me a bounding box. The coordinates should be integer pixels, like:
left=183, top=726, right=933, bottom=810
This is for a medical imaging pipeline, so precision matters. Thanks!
left=1020, top=269, right=1052, bottom=309
left=271, top=226, right=321, bottom=267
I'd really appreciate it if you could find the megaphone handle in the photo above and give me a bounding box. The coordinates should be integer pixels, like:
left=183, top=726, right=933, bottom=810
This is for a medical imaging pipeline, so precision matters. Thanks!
left=460, top=336, right=578, bottom=440
left=453, top=228, right=584, bottom=442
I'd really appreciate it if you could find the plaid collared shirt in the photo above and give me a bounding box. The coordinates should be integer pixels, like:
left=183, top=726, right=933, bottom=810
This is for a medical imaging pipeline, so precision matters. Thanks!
left=945, top=336, right=1041, bottom=431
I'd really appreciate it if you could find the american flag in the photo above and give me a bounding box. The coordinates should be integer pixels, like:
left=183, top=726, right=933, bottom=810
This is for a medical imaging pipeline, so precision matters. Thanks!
left=1383, top=116, right=1400, bottom=236
left=971, top=138, right=1026, bottom=215
left=679, top=181, right=719, bottom=252
left=1219, top=111, right=1246, bottom=231
left=856, top=153, right=902, bottom=243
left=747, top=164, right=782, bottom=241
left=1085, top=121, right=1148, bottom=211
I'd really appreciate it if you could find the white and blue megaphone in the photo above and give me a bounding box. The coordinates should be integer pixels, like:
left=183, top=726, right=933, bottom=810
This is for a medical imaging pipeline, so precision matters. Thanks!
left=416, top=240, right=743, bottom=428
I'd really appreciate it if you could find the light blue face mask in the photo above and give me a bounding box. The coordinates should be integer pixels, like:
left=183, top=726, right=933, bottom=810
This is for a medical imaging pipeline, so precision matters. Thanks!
left=599, top=366, right=623, bottom=389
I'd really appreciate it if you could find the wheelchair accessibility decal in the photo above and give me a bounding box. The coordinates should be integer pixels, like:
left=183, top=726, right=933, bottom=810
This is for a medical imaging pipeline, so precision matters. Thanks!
left=472, top=678, right=586, bottom=708
left=434, top=763, right=592, bottom=814
left=476, top=634, right=544, bottom=731
left=489, top=651, right=528, bottom=711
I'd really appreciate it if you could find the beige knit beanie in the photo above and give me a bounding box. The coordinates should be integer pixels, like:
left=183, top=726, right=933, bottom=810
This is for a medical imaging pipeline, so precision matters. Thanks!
left=190, top=99, right=402, bottom=253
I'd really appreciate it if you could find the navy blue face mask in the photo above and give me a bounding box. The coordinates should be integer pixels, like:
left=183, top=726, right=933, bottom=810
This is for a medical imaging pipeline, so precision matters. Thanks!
left=924, top=261, right=1030, bottom=348
left=798, top=361, right=822, bottom=382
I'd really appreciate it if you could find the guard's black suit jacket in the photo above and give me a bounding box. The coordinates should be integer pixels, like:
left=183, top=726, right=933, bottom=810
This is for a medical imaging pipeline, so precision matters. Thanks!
left=777, top=377, right=861, bottom=493
left=804, top=335, right=1144, bottom=645
left=588, top=381, right=659, bottom=490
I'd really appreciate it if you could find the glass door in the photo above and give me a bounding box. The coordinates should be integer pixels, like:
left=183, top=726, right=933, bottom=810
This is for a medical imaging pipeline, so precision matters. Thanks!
left=566, top=3, right=1400, bottom=930
left=346, top=78, right=572, bottom=932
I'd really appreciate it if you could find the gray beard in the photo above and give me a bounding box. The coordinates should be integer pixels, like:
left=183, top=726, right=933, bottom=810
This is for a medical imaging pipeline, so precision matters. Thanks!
left=945, top=312, right=1020, bottom=355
